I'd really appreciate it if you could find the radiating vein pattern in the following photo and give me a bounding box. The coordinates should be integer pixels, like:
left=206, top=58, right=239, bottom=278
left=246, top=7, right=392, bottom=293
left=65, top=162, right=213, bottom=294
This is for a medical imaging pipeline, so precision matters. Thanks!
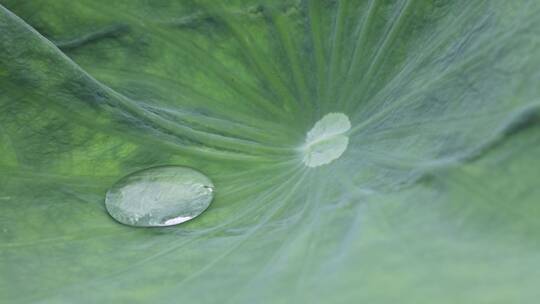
left=1, top=0, right=540, bottom=303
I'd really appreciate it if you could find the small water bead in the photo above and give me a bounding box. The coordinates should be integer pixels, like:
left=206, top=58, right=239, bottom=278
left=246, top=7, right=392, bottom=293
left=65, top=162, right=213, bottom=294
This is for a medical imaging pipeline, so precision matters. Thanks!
left=105, top=166, right=214, bottom=227
left=302, top=113, right=351, bottom=167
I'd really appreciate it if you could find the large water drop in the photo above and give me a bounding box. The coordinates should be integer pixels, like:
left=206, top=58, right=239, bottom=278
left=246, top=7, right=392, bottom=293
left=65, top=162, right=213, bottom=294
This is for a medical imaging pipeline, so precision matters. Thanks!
left=105, top=166, right=214, bottom=227
left=302, top=113, right=351, bottom=167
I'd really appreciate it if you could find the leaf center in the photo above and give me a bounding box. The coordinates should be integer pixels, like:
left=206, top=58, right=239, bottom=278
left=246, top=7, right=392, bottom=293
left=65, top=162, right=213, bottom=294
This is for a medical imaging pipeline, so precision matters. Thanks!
left=301, top=113, right=351, bottom=167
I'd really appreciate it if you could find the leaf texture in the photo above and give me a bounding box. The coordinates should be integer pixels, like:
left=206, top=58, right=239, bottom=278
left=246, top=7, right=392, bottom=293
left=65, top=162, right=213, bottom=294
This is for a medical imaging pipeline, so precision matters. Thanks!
left=1, top=1, right=540, bottom=303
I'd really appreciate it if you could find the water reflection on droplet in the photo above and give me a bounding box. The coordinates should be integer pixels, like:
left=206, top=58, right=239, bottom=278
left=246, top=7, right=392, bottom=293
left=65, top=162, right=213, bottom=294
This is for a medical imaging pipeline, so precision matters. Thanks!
left=105, top=166, right=214, bottom=227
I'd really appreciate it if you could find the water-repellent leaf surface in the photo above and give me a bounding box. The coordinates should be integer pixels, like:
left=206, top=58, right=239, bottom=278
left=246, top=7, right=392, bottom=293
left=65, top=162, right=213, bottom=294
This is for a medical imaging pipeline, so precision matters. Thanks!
left=1, top=1, right=540, bottom=303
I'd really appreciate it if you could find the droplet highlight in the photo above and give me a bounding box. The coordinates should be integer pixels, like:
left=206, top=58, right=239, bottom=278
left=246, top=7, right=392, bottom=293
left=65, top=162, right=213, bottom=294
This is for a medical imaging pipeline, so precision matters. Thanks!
left=105, top=166, right=214, bottom=227
left=302, top=112, right=351, bottom=167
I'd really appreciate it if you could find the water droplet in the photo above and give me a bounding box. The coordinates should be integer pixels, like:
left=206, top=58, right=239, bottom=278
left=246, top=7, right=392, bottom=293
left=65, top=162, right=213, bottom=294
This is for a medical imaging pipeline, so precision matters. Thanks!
left=302, top=112, right=351, bottom=167
left=105, top=166, right=214, bottom=227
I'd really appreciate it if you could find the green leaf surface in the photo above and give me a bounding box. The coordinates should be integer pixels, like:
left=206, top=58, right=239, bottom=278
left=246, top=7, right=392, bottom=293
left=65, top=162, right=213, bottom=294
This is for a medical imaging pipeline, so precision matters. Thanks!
left=1, top=1, right=540, bottom=303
